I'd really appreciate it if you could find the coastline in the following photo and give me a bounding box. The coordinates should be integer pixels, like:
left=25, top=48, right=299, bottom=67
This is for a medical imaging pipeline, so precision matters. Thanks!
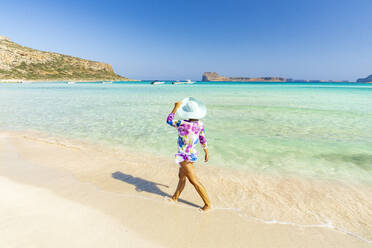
left=0, top=79, right=140, bottom=83
left=0, top=130, right=371, bottom=247
left=1, top=80, right=366, bottom=84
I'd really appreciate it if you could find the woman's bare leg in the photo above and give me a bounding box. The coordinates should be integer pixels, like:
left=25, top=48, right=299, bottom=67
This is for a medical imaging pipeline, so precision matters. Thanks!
left=183, top=162, right=211, bottom=211
left=172, top=163, right=187, bottom=201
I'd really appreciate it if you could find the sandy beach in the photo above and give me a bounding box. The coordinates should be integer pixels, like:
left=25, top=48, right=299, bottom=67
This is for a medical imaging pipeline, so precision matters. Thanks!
left=0, top=131, right=370, bottom=248
left=2, top=0, right=372, bottom=246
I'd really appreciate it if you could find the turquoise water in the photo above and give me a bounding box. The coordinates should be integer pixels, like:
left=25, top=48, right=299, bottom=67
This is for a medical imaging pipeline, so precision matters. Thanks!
left=1, top=81, right=372, bottom=184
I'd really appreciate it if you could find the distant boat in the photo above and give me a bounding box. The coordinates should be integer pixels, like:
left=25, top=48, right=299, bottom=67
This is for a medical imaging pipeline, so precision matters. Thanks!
left=151, top=80, right=165, bottom=85
left=102, top=81, right=113, bottom=84
left=184, top=80, right=195, bottom=84
left=67, top=81, right=76, bottom=84
left=0, top=79, right=23, bottom=83
left=172, top=80, right=194, bottom=85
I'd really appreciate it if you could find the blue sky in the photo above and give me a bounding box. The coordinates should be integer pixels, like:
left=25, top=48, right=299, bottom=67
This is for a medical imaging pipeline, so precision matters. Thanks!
left=1, top=0, right=372, bottom=80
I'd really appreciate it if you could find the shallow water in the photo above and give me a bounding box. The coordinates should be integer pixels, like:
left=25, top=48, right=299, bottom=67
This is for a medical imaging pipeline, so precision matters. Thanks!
left=1, top=81, right=372, bottom=184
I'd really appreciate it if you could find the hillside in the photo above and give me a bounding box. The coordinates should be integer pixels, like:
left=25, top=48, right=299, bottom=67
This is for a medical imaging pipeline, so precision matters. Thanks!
left=0, top=36, right=130, bottom=81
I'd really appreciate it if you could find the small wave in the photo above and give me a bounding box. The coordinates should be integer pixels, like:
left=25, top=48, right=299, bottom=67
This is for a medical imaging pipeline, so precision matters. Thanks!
left=212, top=206, right=372, bottom=244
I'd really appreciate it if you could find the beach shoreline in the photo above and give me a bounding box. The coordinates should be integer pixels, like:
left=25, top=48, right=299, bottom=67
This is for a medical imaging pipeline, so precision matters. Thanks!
left=0, top=79, right=140, bottom=83
left=0, top=130, right=370, bottom=247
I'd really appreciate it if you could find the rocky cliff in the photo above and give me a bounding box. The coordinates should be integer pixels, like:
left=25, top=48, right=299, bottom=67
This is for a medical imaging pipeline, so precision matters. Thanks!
left=356, top=75, right=372, bottom=83
left=0, top=36, right=130, bottom=81
left=202, top=72, right=286, bottom=82
left=202, top=72, right=229, bottom=81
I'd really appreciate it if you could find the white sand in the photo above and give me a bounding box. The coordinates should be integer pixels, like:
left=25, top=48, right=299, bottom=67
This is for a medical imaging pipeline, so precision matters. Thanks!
left=0, top=176, right=162, bottom=248
left=0, top=131, right=370, bottom=248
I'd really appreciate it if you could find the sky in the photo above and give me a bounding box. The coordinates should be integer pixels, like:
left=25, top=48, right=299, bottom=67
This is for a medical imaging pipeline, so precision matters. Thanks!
left=1, top=0, right=372, bottom=81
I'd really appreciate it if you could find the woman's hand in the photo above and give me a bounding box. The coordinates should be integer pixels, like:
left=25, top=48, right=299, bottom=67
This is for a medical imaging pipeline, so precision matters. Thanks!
left=174, top=101, right=182, bottom=108
left=171, top=101, right=182, bottom=114
left=204, top=151, right=209, bottom=163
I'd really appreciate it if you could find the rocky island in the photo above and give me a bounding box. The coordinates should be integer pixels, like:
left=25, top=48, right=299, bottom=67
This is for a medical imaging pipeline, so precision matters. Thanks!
left=202, top=72, right=354, bottom=83
left=0, top=35, right=130, bottom=81
left=356, top=75, right=372, bottom=83
left=202, top=72, right=286, bottom=82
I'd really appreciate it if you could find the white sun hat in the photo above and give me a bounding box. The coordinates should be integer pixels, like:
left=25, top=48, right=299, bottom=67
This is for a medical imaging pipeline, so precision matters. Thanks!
left=177, top=97, right=207, bottom=120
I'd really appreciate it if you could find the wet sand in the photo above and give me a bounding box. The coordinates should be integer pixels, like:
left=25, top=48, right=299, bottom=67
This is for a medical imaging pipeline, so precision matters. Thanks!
left=0, top=131, right=370, bottom=248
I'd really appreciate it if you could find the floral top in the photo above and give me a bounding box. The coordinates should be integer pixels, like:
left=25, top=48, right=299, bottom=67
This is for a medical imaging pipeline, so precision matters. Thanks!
left=166, top=113, right=207, bottom=163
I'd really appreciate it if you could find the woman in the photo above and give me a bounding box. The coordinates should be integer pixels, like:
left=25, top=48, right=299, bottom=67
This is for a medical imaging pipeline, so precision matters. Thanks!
left=166, top=97, right=211, bottom=211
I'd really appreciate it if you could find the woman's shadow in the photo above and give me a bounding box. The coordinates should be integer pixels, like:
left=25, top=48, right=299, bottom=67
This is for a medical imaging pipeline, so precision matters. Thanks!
left=112, top=171, right=201, bottom=208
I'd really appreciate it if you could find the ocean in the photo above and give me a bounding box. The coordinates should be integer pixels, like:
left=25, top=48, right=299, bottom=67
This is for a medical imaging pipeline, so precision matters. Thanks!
left=1, top=81, right=371, bottom=184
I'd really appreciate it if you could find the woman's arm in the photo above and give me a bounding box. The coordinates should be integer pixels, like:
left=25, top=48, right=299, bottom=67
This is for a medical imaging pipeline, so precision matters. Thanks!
left=166, top=101, right=182, bottom=127
left=204, top=148, right=209, bottom=163
left=199, top=125, right=209, bottom=162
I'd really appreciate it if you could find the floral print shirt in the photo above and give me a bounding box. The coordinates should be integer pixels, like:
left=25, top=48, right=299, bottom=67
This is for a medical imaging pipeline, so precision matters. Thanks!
left=166, top=113, right=207, bottom=162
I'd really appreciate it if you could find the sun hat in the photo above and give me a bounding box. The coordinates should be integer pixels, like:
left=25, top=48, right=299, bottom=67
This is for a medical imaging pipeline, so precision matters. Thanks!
left=177, top=97, right=207, bottom=120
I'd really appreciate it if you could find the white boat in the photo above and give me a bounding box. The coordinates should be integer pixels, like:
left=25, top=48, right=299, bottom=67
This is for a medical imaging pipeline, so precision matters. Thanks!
left=102, top=81, right=113, bottom=84
left=184, top=79, right=195, bottom=84
left=67, top=81, right=76, bottom=84
left=151, top=80, right=165, bottom=85
left=172, top=80, right=194, bottom=85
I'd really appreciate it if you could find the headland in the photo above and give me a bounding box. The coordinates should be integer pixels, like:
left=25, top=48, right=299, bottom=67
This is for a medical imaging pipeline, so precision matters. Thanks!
left=0, top=35, right=132, bottom=82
